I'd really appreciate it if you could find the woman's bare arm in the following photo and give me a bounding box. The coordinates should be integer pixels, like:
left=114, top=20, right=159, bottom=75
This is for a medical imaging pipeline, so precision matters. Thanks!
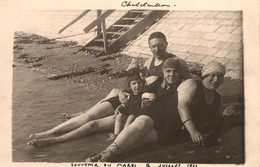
left=177, top=79, right=204, bottom=145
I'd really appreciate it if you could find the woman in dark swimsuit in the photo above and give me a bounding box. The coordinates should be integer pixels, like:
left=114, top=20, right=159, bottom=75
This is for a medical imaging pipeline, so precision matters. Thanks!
left=86, top=61, right=226, bottom=162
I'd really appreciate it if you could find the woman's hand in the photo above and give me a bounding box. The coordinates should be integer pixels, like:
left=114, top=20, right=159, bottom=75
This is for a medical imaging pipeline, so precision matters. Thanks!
left=182, top=119, right=205, bottom=146
left=190, top=130, right=204, bottom=146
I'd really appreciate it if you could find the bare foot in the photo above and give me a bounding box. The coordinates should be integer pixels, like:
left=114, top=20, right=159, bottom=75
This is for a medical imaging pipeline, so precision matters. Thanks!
left=28, top=132, right=51, bottom=140
left=85, top=154, right=102, bottom=162
left=62, top=113, right=72, bottom=120
left=62, top=112, right=84, bottom=120
left=27, top=139, right=49, bottom=147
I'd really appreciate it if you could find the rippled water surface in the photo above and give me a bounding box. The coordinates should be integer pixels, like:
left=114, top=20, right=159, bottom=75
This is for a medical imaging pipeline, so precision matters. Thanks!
left=12, top=68, right=111, bottom=162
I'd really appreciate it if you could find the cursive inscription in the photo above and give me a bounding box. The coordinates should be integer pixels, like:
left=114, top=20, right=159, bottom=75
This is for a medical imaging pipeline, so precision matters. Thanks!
left=121, top=1, right=171, bottom=7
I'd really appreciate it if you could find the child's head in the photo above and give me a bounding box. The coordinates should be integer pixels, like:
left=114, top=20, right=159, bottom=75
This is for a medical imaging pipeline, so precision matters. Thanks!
left=126, top=68, right=145, bottom=95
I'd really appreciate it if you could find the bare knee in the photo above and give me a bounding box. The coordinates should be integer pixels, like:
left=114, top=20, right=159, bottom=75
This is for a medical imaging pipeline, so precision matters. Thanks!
left=86, top=119, right=113, bottom=132
left=87, top=120, right=99, bottom=129
left=109, top=88, right=121, bottom=97
left=133, top=115, right=154, bottom=130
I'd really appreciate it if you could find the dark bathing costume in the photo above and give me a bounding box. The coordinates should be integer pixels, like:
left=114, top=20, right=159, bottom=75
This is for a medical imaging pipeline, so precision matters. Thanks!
left=146, top=54, right=176, bottom=77
left=105, top=86, right=157, bottom=115
left=138, top=79, right=222, bottom=142
left=104, top=54, right=176, bottom=110
left=116, top=90, right=143, bottom=116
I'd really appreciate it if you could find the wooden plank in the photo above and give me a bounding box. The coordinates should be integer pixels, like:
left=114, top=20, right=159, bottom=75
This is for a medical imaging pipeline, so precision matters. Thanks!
left=130, top=10, right=151, bottom=15
left=58, top=10, right=91, bottom=34
left=113, top=24, right=134, bottom=28
left=101, top=20, right=108, bottom=54
left=81, top=10, right=167, bottom=56
left=130, top=11, right=144, bottom=14
left=94, top=39, right=115, bottom=43
left=80, top=10, right=130, bottom=54
left=122, top=17, right=142, bottom=21
left=108, top=10, right=169, bottom=53
left=84, top=46, right=104, bottom=51
left=83, top=10, right=115, bottom=33
left=96, top=10, right=102, bottom=36
left=106, top=31, right=125, bottom=35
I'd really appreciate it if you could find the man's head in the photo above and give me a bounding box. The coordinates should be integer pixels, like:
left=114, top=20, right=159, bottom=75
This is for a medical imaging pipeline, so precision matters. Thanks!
left=162, top=58, right=182, bottom=86
left=148, top=32, right=168, bottom=60
left=202, top=61, right=226, bottom=90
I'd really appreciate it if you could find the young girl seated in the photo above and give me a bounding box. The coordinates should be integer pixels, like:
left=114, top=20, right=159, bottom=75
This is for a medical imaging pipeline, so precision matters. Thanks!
left=108, top=68, right=145, bottom=140
left=108, top=66, right=157, bottom=141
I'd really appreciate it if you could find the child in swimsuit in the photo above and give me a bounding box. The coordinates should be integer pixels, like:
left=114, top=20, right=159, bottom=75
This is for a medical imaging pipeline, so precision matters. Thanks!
left=107, top=68, right=144, bottom=140
left=108, top=66, right=156, bottom=141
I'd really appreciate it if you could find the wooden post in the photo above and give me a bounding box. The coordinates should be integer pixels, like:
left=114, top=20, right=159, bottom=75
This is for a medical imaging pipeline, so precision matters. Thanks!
left=101, top=19, right=108, bottom=54
left=96, top=10, right=102, bottom=36
left=83, top=10, right=115, bottom=33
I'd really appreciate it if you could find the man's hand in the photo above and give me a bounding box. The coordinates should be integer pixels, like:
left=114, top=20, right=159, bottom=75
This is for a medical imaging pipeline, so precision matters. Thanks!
left=142, top=92, right=157, bottom=101
left=118, top=91, right=130, bottom=104
left=141, top=93, right=157, bottom=108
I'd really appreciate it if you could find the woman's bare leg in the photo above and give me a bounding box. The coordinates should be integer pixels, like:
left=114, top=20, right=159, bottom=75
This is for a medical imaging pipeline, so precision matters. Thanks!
left=28, top=116, right=115, bottom=147
left=114, top=115, right=157, bottom=150
left=63, top=89, right=122, bottom=119
left=86, top=115, right=158, bottom=162
left=29, top=102, right=115, bottom=140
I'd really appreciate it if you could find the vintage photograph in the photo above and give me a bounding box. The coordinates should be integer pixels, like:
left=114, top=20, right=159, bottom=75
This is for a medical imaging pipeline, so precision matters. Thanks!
left=11, top=8, right=245, bottom=164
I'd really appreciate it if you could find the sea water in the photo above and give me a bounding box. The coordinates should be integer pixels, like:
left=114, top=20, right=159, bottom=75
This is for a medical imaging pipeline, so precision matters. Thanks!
left=12, top=68, right=111, bottom=162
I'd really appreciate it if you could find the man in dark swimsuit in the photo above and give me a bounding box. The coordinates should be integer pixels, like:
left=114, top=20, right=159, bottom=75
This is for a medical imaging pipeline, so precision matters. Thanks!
left=144, top=32, right=190, bottom=79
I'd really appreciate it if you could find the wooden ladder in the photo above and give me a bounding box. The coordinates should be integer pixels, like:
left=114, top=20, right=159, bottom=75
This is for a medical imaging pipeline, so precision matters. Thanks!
left=79, top=10, right=169, bottom=56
